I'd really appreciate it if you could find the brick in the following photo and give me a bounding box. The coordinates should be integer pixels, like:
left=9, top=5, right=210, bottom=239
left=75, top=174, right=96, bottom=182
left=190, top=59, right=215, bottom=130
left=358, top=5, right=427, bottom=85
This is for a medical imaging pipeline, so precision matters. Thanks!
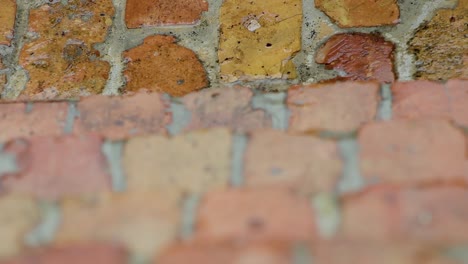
left=0, top=102, right=68, bottom=143
left=18, top=0, right=114, bottom=99
left=123, top=35, right=208, bottom=97
left=0, top=0, right=16, bottom=45
left=316, top=33, right=396, bottom=83
left=74, top=92, right=171, bottom=140
left=447, top=79, right=468, bottom=127
left=409, top=1, right=468, bottom=80
left=123, top=128, right=231, bottom=194
left=287, top=82, right=380, bottom=132
left=55, top=192, right=181, bottom=256
left=1, top=135, right=111, bottom=200
left=0, top=243, right=127, bottom=264
left=244, top=130, right=342, bottom=195
left=181, top=87, right=271, bottom=133
left=0, top=195, right=39, bottom=259
left=194, top=188, right=317, bottom=242
left=125, top=0, right=208, bottom=28
left=359, top=120, right=467, bottom=186
left=341, top=186, right=468, bottom=243
left=315, top=0, right=399, bottom=28
left=219, top=0, right=302, bottom=82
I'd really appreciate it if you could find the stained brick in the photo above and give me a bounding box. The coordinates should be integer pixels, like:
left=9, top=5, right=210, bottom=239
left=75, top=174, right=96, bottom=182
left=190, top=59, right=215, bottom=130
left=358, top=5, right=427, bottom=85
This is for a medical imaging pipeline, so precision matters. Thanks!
left=447, top=79, right=468, bottom=127
left=125, top=0, right=208, bottom=28
left=18, top=0, right=114, bottom=99
left=359, top=120, right=467, bottom=186
left=123, top=35, right=208, bottom=97
left=0, top=195, right=39, bottom=259
left=287, top=82, right=380, bottom=132
left=181, top=87, right=271, bottom=132
left=123, top=128, right=231, bottom=194
left=219, top=0, right=302, bottom=82
left=0, top=0, right=16, bottom=45
left=315, top=0, right=399, bottom=28
left=244, top=130, right=342, bottom=195
left=55, top=192, right=181, bottom=256
left=316, top=33, right=396, bottom=83
left=0, top=103, right=68, bottom=143
left=194, top=188, right=317, bottom=242
left=1, top=135, right=111, bottom=200
left=74, top=92, right=171, bottom=140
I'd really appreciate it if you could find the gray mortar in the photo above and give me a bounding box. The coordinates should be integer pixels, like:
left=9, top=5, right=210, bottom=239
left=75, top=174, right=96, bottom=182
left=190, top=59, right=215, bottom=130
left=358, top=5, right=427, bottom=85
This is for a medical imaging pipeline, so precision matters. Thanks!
left=230, top=133, right=248, bottom=187
left=25, top=201, right=62, bottom=247
left=377, top=84, right=393, bottom=121
left=311, top=192, right=341, bottom=239
left=337, top=138, right=365, bottom=194
left=0, top=143, right=18, bottom=176
left=292, top=243, right=314, bottom=264
left=64, top=101, right=79, bottom=134
left=180, top=194, right=201, bottom=240
left=252, top=91, right=290, bottom=131
left=102, top=141, right=127, bottom=192
left=166, top=95, right=192, bottom=136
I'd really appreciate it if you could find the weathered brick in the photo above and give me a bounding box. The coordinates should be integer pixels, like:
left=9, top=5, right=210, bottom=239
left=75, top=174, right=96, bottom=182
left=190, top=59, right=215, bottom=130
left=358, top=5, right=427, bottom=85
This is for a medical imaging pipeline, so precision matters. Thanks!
left=315, top=0, right=399, bottom=28
left=0, top=243, right=127, bottom=264
left=219, top=0, right=302, bottom=82
left=316, top=33, right=396, bottom=83
left=181, top=87, right=271, bottom=133
left=194, top=188, right=317, bottom=242
left=341, top=186, right=468, bottom=243
left=0, top=102, right=68, bottom=143
left=123, top=35, right=208, bottom=97
left=0, top=195, right=39, bottom=259
left=125, top=0, right=208, bottom=28
left=359, top=120, right=467, bottom=186
left=1, top=135, right=111, bottom=200
left=244, top=130, right=342, bottom=195
left=288, top=82, right=380, bottom=132
left=74, top=92, right=171, bottom=140
left=124, top=128, right=231, bottom=194
left=18, top=0, right=114, bottom=99
left=55, top=192, right=181, bottom=256
left=447, top=79, right=468, bottom=127
left=0, top=0, right=16, bottom=45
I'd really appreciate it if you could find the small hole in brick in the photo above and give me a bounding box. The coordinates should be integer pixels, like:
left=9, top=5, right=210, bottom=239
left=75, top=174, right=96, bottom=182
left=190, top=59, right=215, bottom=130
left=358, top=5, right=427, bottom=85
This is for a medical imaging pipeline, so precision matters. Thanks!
left=177, top=79, right=185, bottom=85
left=247, top=217, right=264, bottom=231
left=211, top=93, right=220, bottom=98
left=266, top=43, right=272, bottom=48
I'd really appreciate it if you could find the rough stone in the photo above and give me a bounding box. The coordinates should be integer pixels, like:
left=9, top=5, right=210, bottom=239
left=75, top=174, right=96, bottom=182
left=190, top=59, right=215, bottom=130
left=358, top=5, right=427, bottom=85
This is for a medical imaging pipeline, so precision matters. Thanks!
left=0, top=0, right=16, bottom=45
left=125, top=0, right=208, bottom=28
left=123, top=35, right=208, bottom=97
left=18, top=0, right=114, bottom=99
left=316, top=33, right=396, bottom=83
left=219, top=0, right=302, bottom=82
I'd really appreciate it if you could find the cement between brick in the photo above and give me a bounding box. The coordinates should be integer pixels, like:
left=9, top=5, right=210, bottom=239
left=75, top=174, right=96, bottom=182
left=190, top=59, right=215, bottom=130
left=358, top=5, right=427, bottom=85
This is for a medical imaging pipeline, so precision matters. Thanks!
left=252, top=91, right=289, bottom=131
left=25, top=201, right=62, bottom=247
left=0, top=143, right=18, bottom=176
left=230, top=133, right=248, bottom=188
left=180, top=194, right=201, bottom=240
left=337, top=138, right=365, bottom=194
left=102, top=141, right=127, bottom=192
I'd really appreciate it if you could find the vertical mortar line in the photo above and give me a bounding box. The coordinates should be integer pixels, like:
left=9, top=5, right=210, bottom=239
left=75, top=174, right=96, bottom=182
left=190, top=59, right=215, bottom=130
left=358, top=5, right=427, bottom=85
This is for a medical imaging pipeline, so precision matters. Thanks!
left=165, top=94, right=192, bottom=136
left=377, top=83, right=393, bottom=121
left=25, top=200, right=62, bottom=247
left=292, top=242, right=314, bottom=264
left=0, top=143, right=19, bottom=176
left=64, top=100, right=79, bottom=134
left=337, top=138, right=365, bottom=194
left=252, top=91, right=290, bottom=131
left=102, top=140, right=127, bottom=192
left=311, top=192, right=341, bottom=239
left=230, top=133, right=248, bottom=188
left=180, top=194, right=201, bottom=241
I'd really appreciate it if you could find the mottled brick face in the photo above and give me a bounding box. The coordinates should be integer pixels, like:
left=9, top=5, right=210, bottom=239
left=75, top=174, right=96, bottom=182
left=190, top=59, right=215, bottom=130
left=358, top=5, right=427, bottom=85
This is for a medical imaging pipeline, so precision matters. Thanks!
left=0, top=0, right=16, bottom=45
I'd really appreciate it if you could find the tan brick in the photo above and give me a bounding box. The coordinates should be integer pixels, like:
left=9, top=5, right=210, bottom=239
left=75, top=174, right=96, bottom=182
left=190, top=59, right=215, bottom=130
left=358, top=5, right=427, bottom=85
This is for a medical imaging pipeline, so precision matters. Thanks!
left=447, top=79, right=468, bottom=127
left=18, top=0, right=114, bottom=99
left=359, top=120, right=467, bottom=186
left=288, top=82, right=380, bottom=132
left=181, top=87, right=271, bottom=133
left=244, top=130, right=342, bottom=195
left=316, top=33, right=396, bottom=83
left=123, top=35, right=208, bottom=97
left=125, top=0, right=208, bottom=28
left=1, top=135, right=112, bottom=200
left=0, top=0, right=16, bottom=45
left=0, top=195, right=39, bottom=259
left=219, top=0, right=302, bottom=82
left=124, top=128, right=231, bottom=194
left=55, top=192, right=181, bottom=256
left=194, top=188, right=317, bottom=242
left=0, top=102, right=68, bottom=143
left=315, top=0, right=399, bottom=28
left=74, top=92, right=171, bottom=140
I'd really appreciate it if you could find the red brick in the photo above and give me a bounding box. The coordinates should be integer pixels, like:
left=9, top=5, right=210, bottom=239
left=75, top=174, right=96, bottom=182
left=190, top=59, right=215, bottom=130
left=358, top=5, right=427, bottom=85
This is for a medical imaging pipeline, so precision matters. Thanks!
left=74, top=92, right=171, bottom=140
left=359, top=120, right=467, bottom=186
left=244, top=130, right=342, bottom=195
left=194, top=188, right=317, bottom=242
left=1, top=135, right=111, bottom=200
left=447, top=79, right=468, bottom=127
left=0, top=243, right=127, bottom=264
left=288, top=82, right=380, bottom=132
left=0, top=0, right=16, bottom=45
left=0, top=103, right=68, bottom=143
left=316, top=33, right=396, bottom=83
left=341, top=186, right=468, bottom=243
left=125, top=0, right=208, bottom=28
left=181, top=87, right=271, bottom=133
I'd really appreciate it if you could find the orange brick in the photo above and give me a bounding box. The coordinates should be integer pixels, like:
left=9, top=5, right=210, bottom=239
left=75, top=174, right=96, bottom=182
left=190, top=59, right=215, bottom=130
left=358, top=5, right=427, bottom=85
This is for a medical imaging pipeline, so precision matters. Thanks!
left=0, top=0, right=16, bottom=45
left=359, top=120, right=467, bottom=186
left=288, top=82, right=380, bottom=132
left=447, top=79, right=468, bottom=127
left=125, top=0, right=208, bottom=28
left=1, top=135, right=111, bottom=200
left=74, top=92, right=171, bottom=140
left=244, top=130, right=342, bottom=195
